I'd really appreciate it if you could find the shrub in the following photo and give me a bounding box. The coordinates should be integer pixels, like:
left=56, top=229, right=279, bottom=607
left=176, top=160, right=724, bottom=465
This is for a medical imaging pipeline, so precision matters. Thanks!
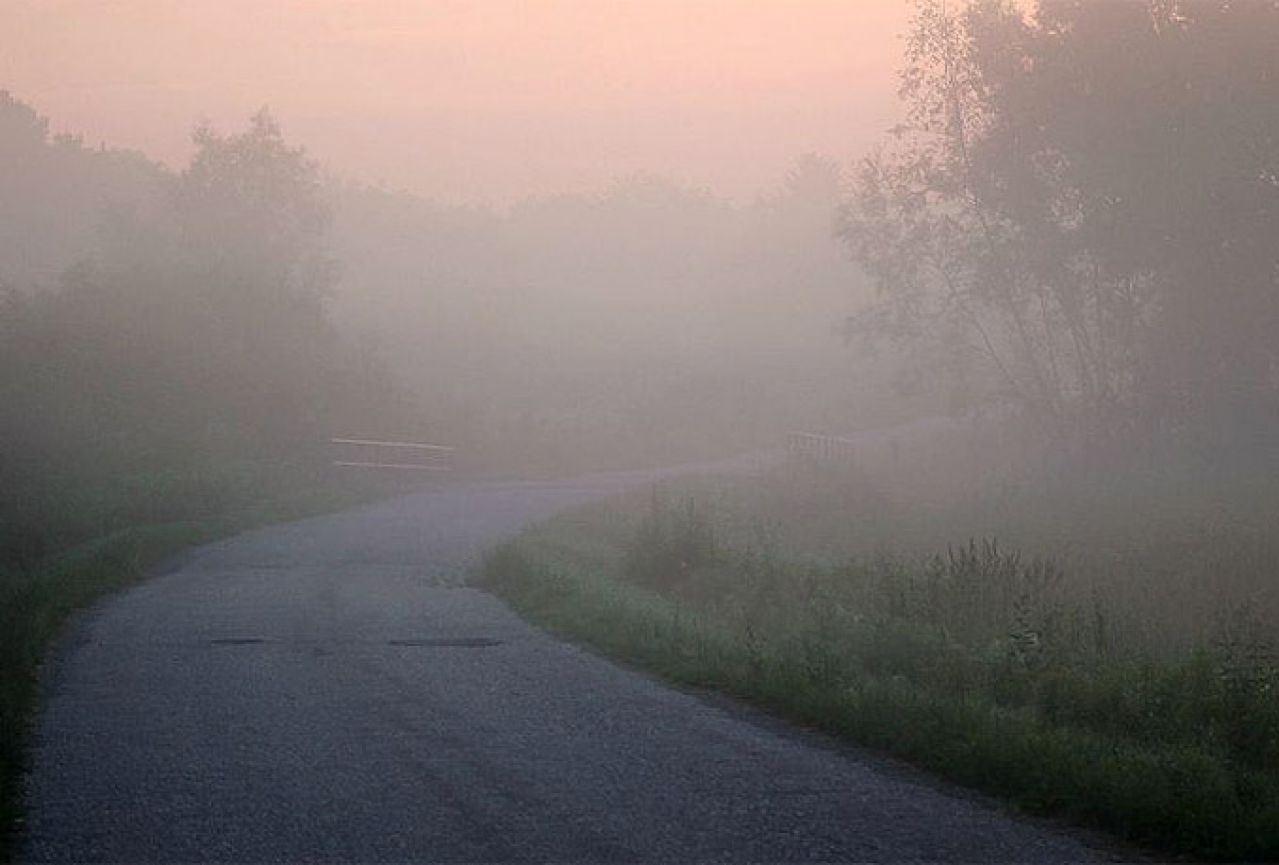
left=623, top=488, right=719, bottom=591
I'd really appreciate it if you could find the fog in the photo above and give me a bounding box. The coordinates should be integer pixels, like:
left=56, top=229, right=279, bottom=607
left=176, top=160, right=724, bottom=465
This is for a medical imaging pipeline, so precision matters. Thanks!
left=4, top=0, right=1278, bottom=541
left=1, top=1, right=932, bottom=476
left=328, top=162, right=904, bottom=471
left=5, top=1, right=1279, bottom=857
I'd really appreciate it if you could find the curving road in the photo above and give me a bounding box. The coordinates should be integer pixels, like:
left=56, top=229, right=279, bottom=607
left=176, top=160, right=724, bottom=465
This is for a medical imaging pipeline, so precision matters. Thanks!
left=22, top=465, right=1116, bottom=863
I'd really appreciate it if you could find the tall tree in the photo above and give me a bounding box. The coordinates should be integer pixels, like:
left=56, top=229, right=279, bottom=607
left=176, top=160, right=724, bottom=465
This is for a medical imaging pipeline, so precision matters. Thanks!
left=175, top=108, right=334, bottom=296
left=840, top=0, right=1279, bottom=443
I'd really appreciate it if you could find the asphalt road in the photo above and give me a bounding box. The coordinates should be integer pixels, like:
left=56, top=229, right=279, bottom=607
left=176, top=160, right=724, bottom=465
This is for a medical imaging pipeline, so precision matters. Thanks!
left=21, top=465, right=1116, bottom=863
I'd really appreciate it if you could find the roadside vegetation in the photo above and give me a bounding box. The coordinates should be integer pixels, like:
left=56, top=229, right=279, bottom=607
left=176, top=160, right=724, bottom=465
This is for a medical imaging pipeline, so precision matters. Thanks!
left=0, top=471, right=387, bottom=852
left=0, top=103, right=419, bottom=855
left=484, top=449, right=1279, bottom=862
left=5, top=0, right=1279, bottom=857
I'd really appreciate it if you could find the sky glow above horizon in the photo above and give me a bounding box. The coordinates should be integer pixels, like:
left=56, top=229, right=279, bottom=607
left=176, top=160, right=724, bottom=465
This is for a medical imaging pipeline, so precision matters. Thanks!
left=3, top=1, right=912, bottom=204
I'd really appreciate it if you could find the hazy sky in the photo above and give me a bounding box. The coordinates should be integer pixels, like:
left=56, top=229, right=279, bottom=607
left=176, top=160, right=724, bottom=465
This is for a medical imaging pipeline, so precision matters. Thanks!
left=4, top=1, right=912, bottom=204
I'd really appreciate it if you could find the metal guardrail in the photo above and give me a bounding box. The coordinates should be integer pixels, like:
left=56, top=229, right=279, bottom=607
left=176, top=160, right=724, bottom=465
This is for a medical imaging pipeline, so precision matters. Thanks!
left=330, top=437, right=456, bottom=472
left=786, top=431, right=858, bottom=464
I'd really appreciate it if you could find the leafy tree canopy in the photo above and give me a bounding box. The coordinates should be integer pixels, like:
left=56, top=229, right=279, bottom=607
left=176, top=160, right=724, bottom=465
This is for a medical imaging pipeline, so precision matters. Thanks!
left=841, top=0, right=1279, bottom=446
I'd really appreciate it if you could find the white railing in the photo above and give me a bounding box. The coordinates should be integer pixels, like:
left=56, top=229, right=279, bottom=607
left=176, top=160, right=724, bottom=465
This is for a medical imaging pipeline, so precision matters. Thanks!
left=786, top=431, right=858, bottom=465
left=330, top=437, right=455, bottom=472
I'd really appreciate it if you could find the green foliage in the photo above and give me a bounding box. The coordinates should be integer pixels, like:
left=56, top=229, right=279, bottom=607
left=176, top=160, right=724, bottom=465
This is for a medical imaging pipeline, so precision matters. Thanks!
left=623, top=488, right=719, bottom=591
left=485, top=484, right=1279, bottom=861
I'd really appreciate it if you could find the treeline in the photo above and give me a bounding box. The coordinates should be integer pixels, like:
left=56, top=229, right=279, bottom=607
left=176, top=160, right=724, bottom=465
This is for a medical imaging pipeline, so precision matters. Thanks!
left=3, top=88, right=899, bottom=485
left=0, top=99, right=412, bottom=568
left=328, top=157, right=879, bottom=471
left=842, top=0, right=1279, bottom=451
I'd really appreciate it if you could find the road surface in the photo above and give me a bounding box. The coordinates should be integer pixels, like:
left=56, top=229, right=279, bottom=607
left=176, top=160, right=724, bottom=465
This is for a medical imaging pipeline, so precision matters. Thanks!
left=22, top=467, right=1116, bottom=862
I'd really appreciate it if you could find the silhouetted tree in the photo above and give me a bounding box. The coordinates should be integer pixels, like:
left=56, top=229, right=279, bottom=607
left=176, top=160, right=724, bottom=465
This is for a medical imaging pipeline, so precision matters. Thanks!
left=176, top=109, right=334, bottom=296
left=841, top=0, right=1279, bottom=445
left=0, top=107, right=413, bottom=565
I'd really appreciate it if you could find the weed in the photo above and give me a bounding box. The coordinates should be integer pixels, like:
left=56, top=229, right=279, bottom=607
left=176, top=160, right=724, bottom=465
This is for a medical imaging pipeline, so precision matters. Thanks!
left=623, top=487, right=719, bottom=592
left=484, top=481, right=1279, bottom=861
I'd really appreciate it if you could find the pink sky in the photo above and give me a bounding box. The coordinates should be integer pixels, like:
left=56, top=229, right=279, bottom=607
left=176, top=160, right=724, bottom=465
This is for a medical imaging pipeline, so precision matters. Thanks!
left=3, top=1, right=912, bottom=204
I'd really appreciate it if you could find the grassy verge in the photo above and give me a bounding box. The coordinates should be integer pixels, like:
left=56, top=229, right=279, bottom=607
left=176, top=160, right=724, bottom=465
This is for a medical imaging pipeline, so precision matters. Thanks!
left=0, top=467, right=391, bottom=859
left=481, top=484, right=1279, bottom=862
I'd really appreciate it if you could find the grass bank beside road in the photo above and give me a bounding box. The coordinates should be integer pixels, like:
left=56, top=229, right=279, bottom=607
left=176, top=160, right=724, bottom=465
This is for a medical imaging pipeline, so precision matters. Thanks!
left=0, top=464, right=391, bottom=858
left=481, top=470, right=1279, bottom=862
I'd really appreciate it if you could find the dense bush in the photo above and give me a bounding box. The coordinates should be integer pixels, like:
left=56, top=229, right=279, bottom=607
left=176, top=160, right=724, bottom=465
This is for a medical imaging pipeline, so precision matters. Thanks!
left=624, top=490, right=719, bottom=591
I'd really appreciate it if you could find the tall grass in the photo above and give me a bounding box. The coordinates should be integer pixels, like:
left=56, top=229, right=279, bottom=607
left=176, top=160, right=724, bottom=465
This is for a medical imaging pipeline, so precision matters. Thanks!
left=483, top=478, right=1279, bottom=860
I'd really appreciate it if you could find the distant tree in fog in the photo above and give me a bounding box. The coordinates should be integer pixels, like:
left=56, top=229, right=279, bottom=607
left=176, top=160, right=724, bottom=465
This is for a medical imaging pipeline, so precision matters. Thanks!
left=0, top=102, right=420, bottom=563
left=0, top=90, right=48, bottom=156
left=176, top=108, right=335, bottom=297
left=0, top=91, right=166, bottom=289
left=779, top=153, right=842, bottom=205
left=1, top=106, right=401, bottom=482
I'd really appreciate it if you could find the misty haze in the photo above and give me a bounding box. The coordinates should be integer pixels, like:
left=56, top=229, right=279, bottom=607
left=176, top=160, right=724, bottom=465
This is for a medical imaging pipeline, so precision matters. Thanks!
left=3, top=2, right=1278, bottom=862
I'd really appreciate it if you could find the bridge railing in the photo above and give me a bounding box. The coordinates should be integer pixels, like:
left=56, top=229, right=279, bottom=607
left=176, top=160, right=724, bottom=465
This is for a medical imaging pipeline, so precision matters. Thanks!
left=330, top=437, right=456, bottom=472
left=786, top=431, right=858, bottom=466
